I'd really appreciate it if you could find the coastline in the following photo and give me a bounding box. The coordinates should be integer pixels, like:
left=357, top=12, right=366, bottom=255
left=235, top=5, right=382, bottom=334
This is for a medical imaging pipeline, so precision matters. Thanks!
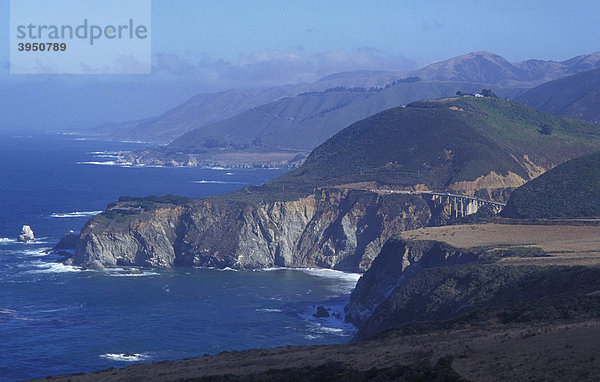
left=33, top=319, right=600, bottom=381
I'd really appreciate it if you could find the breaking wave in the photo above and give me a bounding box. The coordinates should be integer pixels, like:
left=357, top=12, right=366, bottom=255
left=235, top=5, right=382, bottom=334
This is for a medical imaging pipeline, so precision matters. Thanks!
left=50, top=211, right=103, bottom=218
left=100, top=353, right=150, bottom=362
left=192, top=180, right=245, bottom=185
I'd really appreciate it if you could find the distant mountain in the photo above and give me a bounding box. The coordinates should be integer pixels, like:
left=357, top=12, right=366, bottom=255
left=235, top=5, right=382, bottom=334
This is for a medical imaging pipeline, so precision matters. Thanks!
left=167, top=82, right=522, bottom=152
left=413, top=51, right=600, bottom=86
left=502, top=151, right=600, bottom=218
left=317, top=70, right=390, bottom=82
left=92, top=87, right=309, bottom=143
left=412, top=52, right=523, bottom=84
left=94, top=51, right=600, bottom=144
left=126, top=82, right=525, bottom=168
left=89, top=73, right=412, bottom=143
left=516, top=68, right=600, bottom=123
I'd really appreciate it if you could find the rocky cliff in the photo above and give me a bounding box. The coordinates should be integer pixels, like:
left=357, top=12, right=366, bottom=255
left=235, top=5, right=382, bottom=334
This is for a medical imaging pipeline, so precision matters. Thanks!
left=72, top=189, right=431, bottom=272
left=344, top=239, right=481, bottom=327
left=345, top=237, right=600, bottom=340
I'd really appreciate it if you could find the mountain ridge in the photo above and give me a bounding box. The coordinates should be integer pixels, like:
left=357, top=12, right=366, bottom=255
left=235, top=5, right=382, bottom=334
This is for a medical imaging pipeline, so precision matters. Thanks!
left=91, top=51, right=600, bottom=144
left=517, top=68, right=600, bottom=124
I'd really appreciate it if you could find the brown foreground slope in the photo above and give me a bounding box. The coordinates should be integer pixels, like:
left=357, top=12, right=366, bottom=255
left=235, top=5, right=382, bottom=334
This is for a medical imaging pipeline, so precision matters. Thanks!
left=400, top=223, right=600, bottom=266
left=34, top=319, right=600, bottom=381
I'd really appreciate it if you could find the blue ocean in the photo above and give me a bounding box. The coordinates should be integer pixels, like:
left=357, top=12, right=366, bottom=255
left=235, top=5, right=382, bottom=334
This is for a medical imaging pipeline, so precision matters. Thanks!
left=0, top=133, right=359, bottom=381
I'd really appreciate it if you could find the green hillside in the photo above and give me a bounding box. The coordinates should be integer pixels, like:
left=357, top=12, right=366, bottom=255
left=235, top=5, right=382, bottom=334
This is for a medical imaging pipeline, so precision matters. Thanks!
left=167, top=82, right=520, bottom=152
left=258, top=97, right=600, bottom=200
left=502, top=151, right=600, bottom=218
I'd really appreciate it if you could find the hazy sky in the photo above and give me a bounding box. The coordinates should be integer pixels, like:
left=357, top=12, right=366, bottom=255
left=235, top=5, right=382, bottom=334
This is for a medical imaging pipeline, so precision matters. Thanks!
left=1, top=0, right=599, bottom=129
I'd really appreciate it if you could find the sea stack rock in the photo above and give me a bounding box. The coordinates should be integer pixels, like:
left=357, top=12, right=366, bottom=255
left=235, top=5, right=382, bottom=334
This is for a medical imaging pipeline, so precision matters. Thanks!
left=312, top=305, right=330, bottom=318
left=17, top=225, right=35, bottom=243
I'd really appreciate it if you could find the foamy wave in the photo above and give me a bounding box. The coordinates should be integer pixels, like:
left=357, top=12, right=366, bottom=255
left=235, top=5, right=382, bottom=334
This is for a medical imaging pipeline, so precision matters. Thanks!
left=26, top=261, right=81, bottom=274
left=314, top=325, right=344, bottom=334
left=77, top=161, right=169, bottom=168
left=50, top=211, right=103, bottom=218
left=77, top=161, right=131, bottom=166
left=21, top=248, right=49, bottom=257
left=299, top=268, right=361, bottom=283
left=88, top=150, right=121, bottom=159
left=106, top=270, right=160, bottom=277
left=100, top=353, right=149, bottom=362
left=192, top=180, right=245, bottom=185
left=202, top=166, right=231, bottom=170
left=4, top=237, right=50, bottom=246
left=218, top=267, right=238, bottom=272
left=300, top=268, right=361, bottom=294
left=308, top=321, right=354, bottom=337
left=252, top=267, right=285, bottom=272
left=256, top=308, right=283, bottom=313
left=304, top=334, right=322, bottom=340
left=87, top=151, right=121, bottom=155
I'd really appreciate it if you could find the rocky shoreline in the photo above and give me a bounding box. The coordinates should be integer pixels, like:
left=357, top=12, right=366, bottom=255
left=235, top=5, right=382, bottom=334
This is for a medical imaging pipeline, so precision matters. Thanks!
left=59, top=189, right=433, bottom=272
left=118, top=147, right=308, bottom=169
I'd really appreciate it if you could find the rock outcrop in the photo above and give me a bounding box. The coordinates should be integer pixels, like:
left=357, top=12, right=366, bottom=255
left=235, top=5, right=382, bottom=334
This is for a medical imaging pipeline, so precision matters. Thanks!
left=17, top=225, right=34, bottom=242
left=345, top=237, right=600, bottom=340
left=344, top=239, right=480, bottom=327
left=72, top=189, right=432, bottom=272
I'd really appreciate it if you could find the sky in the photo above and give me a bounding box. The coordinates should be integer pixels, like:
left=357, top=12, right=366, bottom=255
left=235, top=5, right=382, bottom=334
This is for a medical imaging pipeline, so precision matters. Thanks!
left=1, top=0, right=600, bottom=130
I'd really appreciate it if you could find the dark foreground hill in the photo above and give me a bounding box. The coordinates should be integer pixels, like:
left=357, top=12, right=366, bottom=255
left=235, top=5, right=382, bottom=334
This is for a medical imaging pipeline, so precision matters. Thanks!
left=517, top=68, right=600, bottom=124
left=502, top=151, right=600, bottom=218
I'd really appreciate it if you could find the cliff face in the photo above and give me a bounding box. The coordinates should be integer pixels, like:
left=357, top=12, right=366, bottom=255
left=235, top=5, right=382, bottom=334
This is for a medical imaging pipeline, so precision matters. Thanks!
left=74, top=190, right=431, bottom=272
left=346, top=237, right=600, bottom=341
left=344, top=239, right=480, bottom=327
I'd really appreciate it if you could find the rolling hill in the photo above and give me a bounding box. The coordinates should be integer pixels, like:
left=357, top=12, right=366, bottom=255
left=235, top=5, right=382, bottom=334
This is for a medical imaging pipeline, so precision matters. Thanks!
left=260, top=96, right=600, bottom=201
left=166, top=82, right=521, bottom=153
left=92, top=51, right=600, bottom=144
left=517, top=68, right=600, bottom=124
left=502, top=150, right=600, bottom=218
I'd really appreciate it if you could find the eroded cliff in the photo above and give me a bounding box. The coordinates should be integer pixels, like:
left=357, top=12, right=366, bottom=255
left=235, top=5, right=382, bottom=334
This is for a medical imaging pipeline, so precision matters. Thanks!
left=345, top=236, right=600, bottom=341
left=73, top=189, right=431, bottom=272
left=344, top=239, right=481, bottom=327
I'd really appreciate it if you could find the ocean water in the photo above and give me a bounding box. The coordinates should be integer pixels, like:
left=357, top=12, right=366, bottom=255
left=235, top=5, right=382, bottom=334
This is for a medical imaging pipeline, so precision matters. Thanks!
left=0, top=133, right=360, bottom=381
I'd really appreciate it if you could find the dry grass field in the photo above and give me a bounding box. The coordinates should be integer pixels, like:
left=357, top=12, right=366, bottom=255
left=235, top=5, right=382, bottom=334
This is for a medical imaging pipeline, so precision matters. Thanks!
left=400, top=223, right=600, bottom=266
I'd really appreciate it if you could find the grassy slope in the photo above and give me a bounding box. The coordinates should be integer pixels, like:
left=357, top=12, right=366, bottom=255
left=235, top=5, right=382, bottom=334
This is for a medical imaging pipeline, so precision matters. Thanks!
left=502, top=151, right=600, bottom=218
left=166, top=82, right=522, bottom=153
left=261, top=97, right=600, bottom=197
